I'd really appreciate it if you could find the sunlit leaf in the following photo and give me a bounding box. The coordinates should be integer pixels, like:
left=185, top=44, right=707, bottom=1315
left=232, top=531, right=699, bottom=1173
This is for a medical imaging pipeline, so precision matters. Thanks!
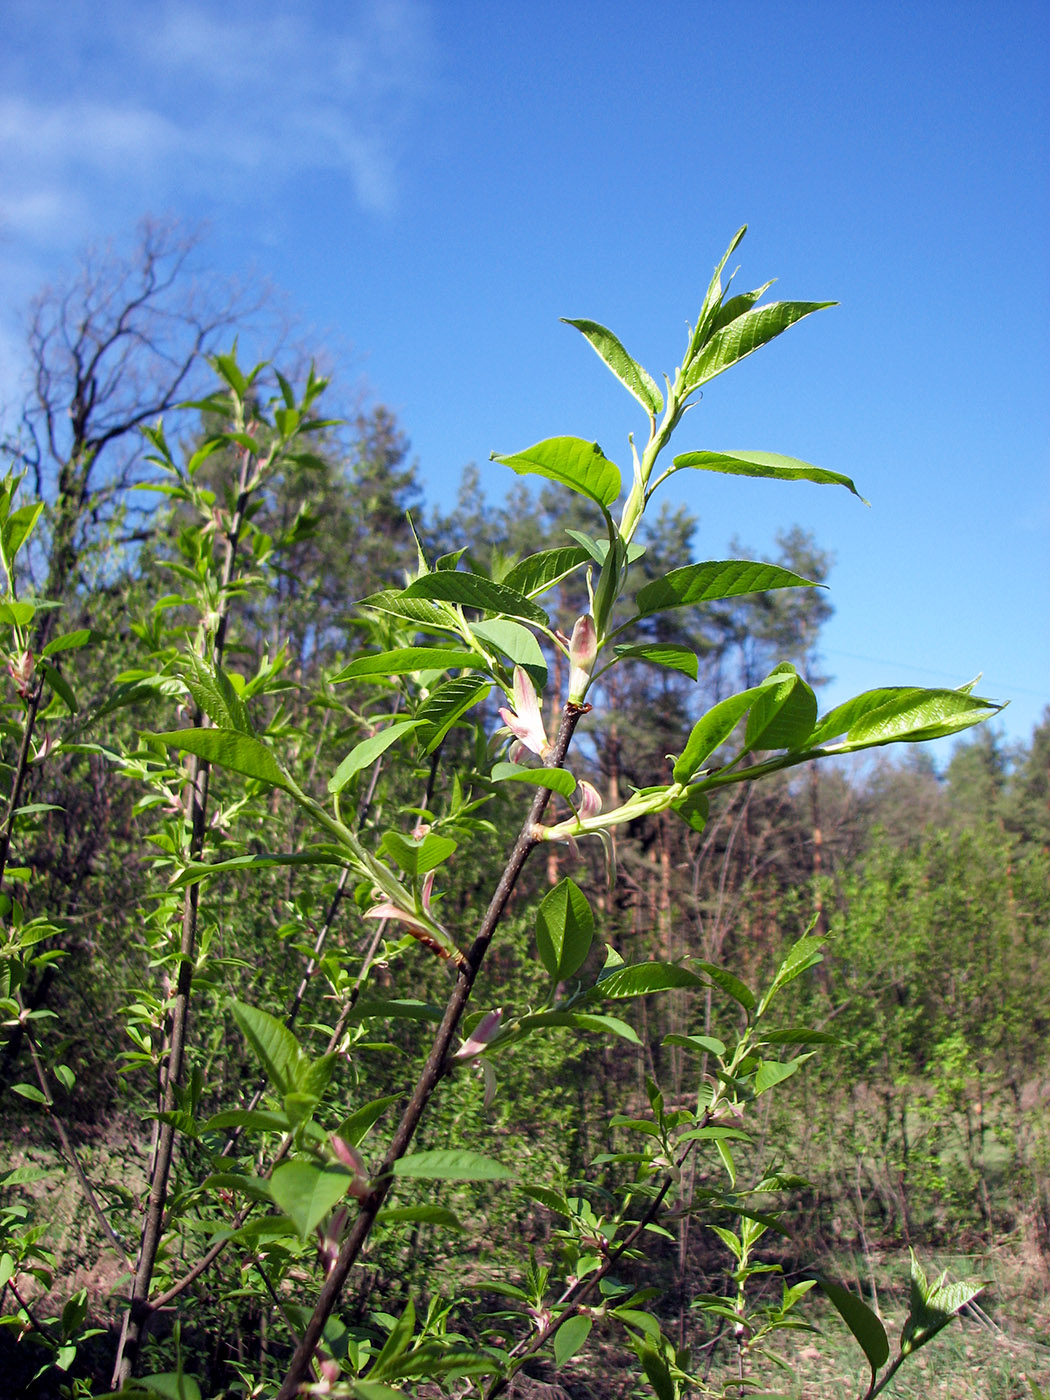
left=269, top=1160, right=355, bottom=1240
left=535, top=878, right=594, bottom=981
left=613, top=643, right=698, bottom=680
left=562, top=317, right=663, bottom=414
left=328, top=719, right=424, bottom=792
left=672, top=449, right=866, bottom=503
left=683, top=300, right=836, bottom=392
left=393, top=1149, right=514, bottom=1181
left=637, top=560, right=815, bottom=615
left=554, top=1312, right=593, bottom=1365
left=150, top=728, right=289, bottom=789
left=331, top=648, right=475, bottom=682
left=491, top=436, right=621, bottom=508
left=401, top=571, right=549, bottom=626
left=491, top=761, right=578, bottom=797
left=502, top=545, right=591, bottom=598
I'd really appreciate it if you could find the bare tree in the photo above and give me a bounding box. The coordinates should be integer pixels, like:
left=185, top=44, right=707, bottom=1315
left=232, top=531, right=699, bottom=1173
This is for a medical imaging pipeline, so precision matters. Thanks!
left=3, top=217, right=260, bottom=623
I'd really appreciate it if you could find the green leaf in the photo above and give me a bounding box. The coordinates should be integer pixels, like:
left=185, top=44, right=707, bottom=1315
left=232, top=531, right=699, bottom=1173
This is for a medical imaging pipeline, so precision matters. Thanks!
left=381, top=830, right=457, bottom=877
left=414, top=677, right=491, bottom=753
left=818, top=1276, right=889, bottom=1376
left=554, top=1312, right=593, bottom=1366
left=138, top=1373, right=203, bottom=1400
left=561, top=317, right=663, bottom=414
left=491, top=436, right=621, bottom=509
left=358, top=589, right=458, bottom=630
left=637, top=560, right=815, bottom=615
left=744, top=665, right=818, bottom=752
left=535, top=878, right=594, bottom=981
left=671, top=449, right=867, bottom=503
left=683, top=300, right=836, bottom=392
left=673, top=673, right=789, bottom=780
left=328, top=719, right=424, bottom=793
left=518, top=1011, right=642, bottom=1045
left=12, top=1082, right=48, bottom=1104
left=669, top=787, right=709, bottom=833
left=765, top=933, right=825, bottom=1002
left=1, top=501, right=45, bottom=567
left=0, top=601, right=35, bottom=626
left=41, top=661, right=77, bottom=712
left=179, top=656, right=251, bottom=733
left=350, top=1383, right=409, bottom=1400
left=697, top=962, right=756, bottom=1011
left=401, top=572, right=549, bottom=627
left=491, top=761, right=578, bottom=798
left=809, top=685, right=1001, bottom=751
left=331, top=649, right=474, bottom=682
left=613, top=643, right=698, bottom=680
left=393, top=1149, right=514, bottom=1181
left=42, top=628, right=95, bottom=658
left=150, top=728, right=289, bottom=789
left=269, top=1161, right=355, bottom=1240
left=901, top=1253, right=985, bottom=1355
left=202, top=1108, right=290, bottom=1134
left=592, top=962, right=706, bottom=999
left=471, top=619, right=547, bottom=682
left=230, top=1000, right=302, bottom=1095
left=376, top=1204, right=461, bottom=1229
left=663, top=1033, right=726, bottom=1055
left=334, top=1095, right=400, bottom=1147
left=502, top=545, right=590, bottom=598
left=754, top=1057, right=809, bottom=1094
left=759, top=1026, right=844, bottom=1046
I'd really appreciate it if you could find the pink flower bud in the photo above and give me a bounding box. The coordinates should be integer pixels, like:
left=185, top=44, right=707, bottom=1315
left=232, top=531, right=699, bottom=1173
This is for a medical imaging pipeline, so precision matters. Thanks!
left=568, top=615, right=597, bottom=703
left=330, top=1135, right=370, bottom=1199
left=453, top=1008, right=503, bottom=1061
left=576, top=780, right=603, bottom=820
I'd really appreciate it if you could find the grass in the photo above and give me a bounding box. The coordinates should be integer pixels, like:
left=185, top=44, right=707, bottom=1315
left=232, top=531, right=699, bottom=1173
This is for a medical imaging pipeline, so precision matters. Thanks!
left=769, top=1244, right=1050, bottom=1400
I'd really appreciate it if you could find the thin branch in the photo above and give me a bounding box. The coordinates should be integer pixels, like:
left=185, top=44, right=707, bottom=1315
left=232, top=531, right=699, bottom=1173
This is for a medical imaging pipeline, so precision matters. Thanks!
left=274, top=702, right=587, bottom=1400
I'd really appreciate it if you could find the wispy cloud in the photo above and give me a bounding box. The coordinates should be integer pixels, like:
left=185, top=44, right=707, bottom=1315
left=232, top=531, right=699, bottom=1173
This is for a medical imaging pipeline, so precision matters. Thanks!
left=0, top=0, right=435, bottom=253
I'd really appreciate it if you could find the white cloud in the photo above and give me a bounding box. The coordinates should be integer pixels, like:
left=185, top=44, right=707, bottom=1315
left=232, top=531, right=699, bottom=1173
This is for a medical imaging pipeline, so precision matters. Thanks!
left=0, top=0, right=436, bottom=252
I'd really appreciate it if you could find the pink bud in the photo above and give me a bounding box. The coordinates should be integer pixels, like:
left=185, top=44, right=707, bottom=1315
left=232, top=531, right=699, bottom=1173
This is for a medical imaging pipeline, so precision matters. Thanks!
left=568, top=615, right=597, bottom=703
left=576, top=780, right=603, bottom=820
left=453, top=1008, right=503, bottom=1061
left=330, top=1136, right=370, bottom=1199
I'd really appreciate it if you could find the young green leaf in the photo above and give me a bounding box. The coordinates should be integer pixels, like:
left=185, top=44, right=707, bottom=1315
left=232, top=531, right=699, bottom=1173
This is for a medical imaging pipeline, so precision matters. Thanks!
left=414, top=677, right=491, bottom=753
left=683, top=300, right=836, bottom=392
left=553, top=1312, right=593, bottom=1366
left=744, top=665, right=818, bottom=752
left=400, top=571, right=549, bottom=627
left=535, top=878, right=595, bottom=981
left=636, top=560, right=816, bottom=615
left=612, top=643, right=699, bottom=680
left=591, top=963, right=706, bottom=999
left=471, top=618, right=547, bottom=680
left=561, top=317, right=663, bottom=415
left=673, top=673, right=787, bottom=781
left=901, top=1253, right=985, bottom=1356
left=491, top=436, right=621, bottom=509
left=328, top=719, right=424, bottom=793
left=502, top=545, right=591, bottom=598
left=331, top=648, right=475, bottom=682
left=150, top=728, right=290, bottom=789
left=491, top=761, right=578, bottom=798
left=392, top=1150, right=515, bottom=1181
left=818, top=1276, right=890, bottom=1380
left=380, top=830, right=457, bottom=877
left=671, top=448, right=867, bottom=503
left=269, top=1161, right=355, bottom=1240
left=230, top=1001, right=302, bottom=1095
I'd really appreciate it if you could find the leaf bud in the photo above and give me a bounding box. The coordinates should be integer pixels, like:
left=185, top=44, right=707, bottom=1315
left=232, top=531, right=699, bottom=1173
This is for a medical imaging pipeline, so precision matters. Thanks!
left=568, top=615, right=597, bottom=704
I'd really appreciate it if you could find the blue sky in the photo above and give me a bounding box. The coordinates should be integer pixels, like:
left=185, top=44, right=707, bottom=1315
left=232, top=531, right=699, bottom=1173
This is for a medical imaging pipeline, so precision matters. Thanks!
left=2, top=0, right=1047, bottom=748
